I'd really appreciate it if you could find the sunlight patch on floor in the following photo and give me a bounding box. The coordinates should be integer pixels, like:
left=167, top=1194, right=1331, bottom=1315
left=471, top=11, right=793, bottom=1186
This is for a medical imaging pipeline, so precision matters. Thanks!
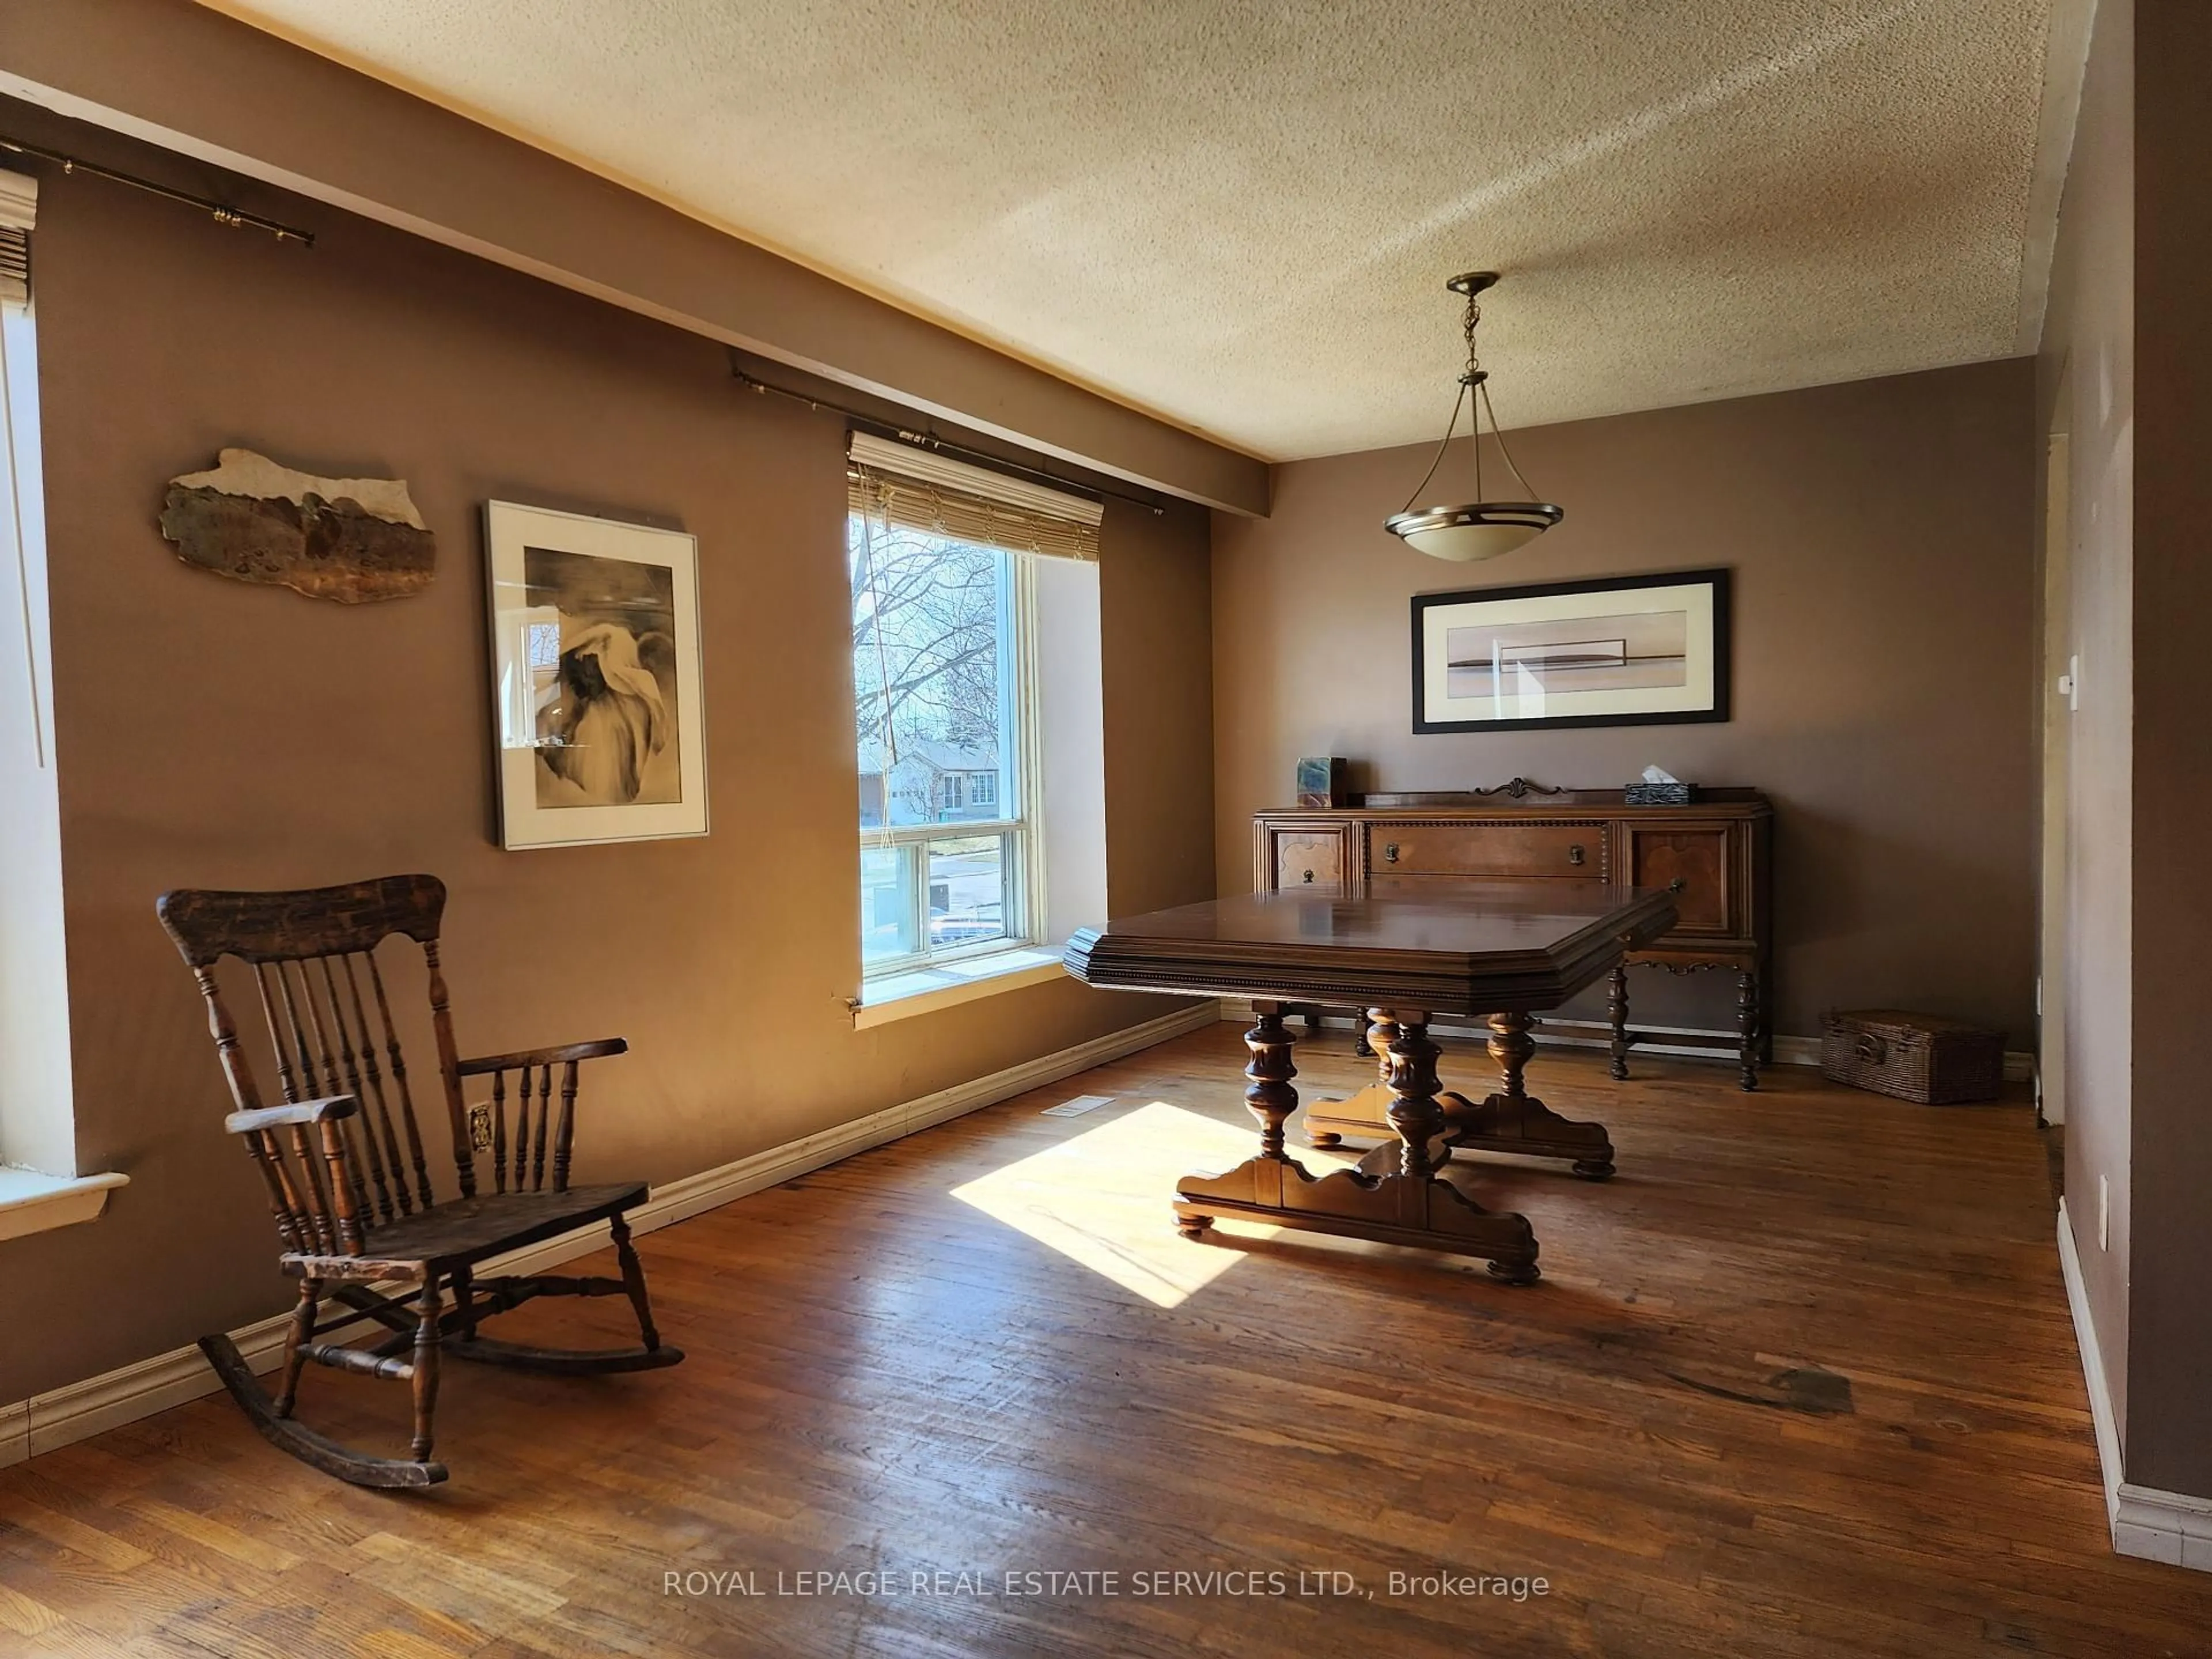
left=950, top=1100, right=1277, bottom=1308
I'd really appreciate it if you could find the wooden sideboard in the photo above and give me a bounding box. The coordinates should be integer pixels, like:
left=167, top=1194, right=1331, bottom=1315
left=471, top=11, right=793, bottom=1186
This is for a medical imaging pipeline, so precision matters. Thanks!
left=1252, top=784, right=1774, bottom=1088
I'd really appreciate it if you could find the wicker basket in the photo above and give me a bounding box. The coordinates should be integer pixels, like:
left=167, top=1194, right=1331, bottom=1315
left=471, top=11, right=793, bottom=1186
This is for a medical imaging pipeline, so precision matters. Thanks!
left=1821, top=1009, right=2005, bottom=1104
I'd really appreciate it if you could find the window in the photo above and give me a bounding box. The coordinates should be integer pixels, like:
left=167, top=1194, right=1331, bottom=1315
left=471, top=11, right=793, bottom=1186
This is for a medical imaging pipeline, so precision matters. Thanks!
left=1, top=164, right=75, bottom=1179
left=846, top=431, right=1103, bottom=992
left=851, top=515, right=1032, bottom=971
left=0, top=165, right=123, bottom=1237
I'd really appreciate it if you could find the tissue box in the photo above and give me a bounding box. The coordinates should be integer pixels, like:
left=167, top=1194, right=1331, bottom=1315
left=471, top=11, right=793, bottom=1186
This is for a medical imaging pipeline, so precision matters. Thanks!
left=1624, top=781, right=1695, bottom=806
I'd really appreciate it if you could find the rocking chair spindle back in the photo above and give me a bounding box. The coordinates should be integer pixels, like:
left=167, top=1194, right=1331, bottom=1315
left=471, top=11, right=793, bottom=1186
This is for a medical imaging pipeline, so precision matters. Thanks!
left=157, top=873, right=681, bottom=1488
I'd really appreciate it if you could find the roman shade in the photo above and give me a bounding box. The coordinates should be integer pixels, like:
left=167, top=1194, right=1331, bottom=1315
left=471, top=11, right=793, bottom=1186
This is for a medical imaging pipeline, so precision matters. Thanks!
left=847, top=430, right=1104, bottom=561
left=0, top=169, right=34, bottom=306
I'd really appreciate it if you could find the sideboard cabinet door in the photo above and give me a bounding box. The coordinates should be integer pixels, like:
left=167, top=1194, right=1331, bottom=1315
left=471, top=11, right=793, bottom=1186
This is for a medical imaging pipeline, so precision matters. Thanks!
left=1623, top=824, right=1736, bottom=935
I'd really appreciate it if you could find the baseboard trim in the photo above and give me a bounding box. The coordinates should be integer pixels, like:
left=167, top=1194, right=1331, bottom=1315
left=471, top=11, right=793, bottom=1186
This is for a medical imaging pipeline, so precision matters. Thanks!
left=2116, top=1486, right=2212, bottom=1573
left=0, top=999, right=1217, bottom=1470
left=1219, top=1005, right=2034, bottom=1081
left=2056, top=1197, right=2126, bottom=1531
left=2055, top=1196, right=2212, bottom=1572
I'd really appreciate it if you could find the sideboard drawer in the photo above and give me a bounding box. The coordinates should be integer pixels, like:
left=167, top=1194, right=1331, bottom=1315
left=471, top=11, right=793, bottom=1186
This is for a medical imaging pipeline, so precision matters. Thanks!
left=1368, top=820, right=1608, bottom=880
left=1271, top=828, right=1348, bottom=888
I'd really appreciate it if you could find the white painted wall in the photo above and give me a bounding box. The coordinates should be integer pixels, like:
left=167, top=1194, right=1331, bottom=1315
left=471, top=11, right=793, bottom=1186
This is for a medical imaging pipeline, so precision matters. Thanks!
left=1034, top=556, right=1106, bottom=944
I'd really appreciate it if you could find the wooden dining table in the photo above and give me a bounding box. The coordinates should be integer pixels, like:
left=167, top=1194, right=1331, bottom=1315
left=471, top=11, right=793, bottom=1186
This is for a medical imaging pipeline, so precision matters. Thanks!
left=1062, top=878, right=1677, bottom=1283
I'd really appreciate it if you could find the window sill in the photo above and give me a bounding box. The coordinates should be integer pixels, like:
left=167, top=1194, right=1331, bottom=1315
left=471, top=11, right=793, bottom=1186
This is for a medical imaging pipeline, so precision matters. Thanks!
left=0, top=1169, right=129, bottom=1244
left=853, top=946, right=1066, bottom=1029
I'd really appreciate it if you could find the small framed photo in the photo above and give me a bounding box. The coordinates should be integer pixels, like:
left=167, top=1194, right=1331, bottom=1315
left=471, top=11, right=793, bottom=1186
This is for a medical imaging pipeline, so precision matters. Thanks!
left=1412, top=568, right=1730, bottom=734
left=484, top=501, right=708, bottom=849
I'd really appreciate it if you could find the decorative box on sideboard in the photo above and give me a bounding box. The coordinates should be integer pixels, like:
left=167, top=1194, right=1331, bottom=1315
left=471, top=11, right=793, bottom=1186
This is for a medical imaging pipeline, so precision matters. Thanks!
left=1252, top=781, right=1774, bottom=1089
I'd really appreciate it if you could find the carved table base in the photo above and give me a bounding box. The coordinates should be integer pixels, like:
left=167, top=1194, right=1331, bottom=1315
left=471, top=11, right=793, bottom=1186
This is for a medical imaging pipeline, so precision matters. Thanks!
left=1174, top=1005, right=1540, bottom=1283
left=1304, top=1010, right=1616, bottom=1180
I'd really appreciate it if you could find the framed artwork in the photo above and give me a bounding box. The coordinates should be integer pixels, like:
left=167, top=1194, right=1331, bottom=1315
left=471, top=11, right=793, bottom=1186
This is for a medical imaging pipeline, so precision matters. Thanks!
left=1411, top=568, right=1730, bottom=734
left=484, top=501, right=708, bottom=849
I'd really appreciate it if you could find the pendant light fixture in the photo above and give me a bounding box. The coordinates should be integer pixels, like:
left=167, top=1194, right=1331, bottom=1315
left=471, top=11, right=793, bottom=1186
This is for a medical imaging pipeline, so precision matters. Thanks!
left=1384, top=271, right=1562, bottom=562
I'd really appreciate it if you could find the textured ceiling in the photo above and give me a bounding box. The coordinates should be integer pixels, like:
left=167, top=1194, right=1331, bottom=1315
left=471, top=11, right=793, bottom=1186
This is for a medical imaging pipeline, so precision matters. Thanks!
left=200, top=1, right=2065, bottom=461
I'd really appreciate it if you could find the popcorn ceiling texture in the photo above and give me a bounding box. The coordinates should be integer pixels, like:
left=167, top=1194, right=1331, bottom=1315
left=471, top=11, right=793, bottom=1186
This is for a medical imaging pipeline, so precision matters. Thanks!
left=204, top=1, right=2058, bottom=461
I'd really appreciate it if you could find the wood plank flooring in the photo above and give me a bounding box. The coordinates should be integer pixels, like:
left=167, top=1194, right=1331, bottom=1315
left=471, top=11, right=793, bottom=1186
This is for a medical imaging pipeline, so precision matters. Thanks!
left=2, top=1025, right=2207, bottom=1658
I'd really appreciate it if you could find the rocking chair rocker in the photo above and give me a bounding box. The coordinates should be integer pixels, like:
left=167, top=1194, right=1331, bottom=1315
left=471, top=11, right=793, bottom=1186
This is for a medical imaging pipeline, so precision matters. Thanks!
left=157, top=873, right=683, bottom=1487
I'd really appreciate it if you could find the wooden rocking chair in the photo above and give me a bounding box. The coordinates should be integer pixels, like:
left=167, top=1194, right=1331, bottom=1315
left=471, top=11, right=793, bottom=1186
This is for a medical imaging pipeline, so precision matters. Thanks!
left=157, top=873, right=682, bottom=1488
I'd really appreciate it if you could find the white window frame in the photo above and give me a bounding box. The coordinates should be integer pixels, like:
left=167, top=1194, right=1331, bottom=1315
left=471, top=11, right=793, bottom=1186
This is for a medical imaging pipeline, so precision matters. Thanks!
left=0, top=172, right=130, bottom=1237
left=853, top=526, right=1047, bottom=982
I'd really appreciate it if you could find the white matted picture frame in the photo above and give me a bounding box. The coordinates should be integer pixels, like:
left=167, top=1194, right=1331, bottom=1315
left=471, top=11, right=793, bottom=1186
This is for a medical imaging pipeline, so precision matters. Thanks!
left=1411, top=568, right=1731, bottom=734
left=484, top=500, right=709, bottom=849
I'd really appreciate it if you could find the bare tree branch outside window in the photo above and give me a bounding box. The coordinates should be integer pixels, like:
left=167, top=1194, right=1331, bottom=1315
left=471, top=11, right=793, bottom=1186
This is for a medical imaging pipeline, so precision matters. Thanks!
left=850, top=517, right=1002, bottom=760
left=850, top=513, right=1022, bottom=965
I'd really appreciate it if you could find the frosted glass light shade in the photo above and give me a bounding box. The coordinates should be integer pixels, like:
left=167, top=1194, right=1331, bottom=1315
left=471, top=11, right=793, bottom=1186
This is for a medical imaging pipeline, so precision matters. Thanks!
left=1384, top=502, right=1563, bottom=562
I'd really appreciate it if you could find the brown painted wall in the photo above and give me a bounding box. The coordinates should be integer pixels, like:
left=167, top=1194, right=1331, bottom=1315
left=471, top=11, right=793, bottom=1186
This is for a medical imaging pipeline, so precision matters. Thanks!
left=0, top=115, right=1213, bottom=1403
left=2040, top=0, right=2135, bottom=1450
left=1212, top=361, right=2038, bottom=1043
left=0, top=0, right=1269, bottom=514
left=2124, top=0, right=2212, bottom=1500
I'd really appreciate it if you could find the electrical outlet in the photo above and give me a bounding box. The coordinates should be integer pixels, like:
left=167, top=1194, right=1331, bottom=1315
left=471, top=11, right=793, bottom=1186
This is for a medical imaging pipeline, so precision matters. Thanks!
left=2099, top=1173, right=2109, bottom=1251
left=468, top=1101, right=494, bottom=1152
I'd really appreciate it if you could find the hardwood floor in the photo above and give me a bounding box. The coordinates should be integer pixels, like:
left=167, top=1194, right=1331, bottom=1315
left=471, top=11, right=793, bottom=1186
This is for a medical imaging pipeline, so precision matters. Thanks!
left=2, top=1025, right=2206, bottom=1657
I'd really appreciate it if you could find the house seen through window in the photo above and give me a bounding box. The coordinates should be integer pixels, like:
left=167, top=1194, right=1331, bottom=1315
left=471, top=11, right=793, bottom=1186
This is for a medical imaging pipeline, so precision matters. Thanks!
left=851, top=512, right=1032, bottom=973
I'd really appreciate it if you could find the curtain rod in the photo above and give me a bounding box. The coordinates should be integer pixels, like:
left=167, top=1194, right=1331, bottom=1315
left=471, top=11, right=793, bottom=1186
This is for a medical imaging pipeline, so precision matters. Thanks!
left=730, top=358, right=1165, bottom=517
left=0, top=134, right=315, bottom=247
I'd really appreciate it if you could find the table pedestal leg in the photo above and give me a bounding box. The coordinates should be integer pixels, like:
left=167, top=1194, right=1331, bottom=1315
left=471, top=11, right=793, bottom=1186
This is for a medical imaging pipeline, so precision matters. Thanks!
left=1309, top=1012, right=1402, bottom=1151
left=1456, top=1011, right=1618, bottom=1180
left=1245, top=1004, right=1298, bottom=1162
left=1175, top=1004, right=1539, bottom=1281
left=1176, top=1003, right=1297, bottom=1239
left=1323, top=1009, right=1619, bottom=1180
left=1382, top=1017, right=1444, bottom=1180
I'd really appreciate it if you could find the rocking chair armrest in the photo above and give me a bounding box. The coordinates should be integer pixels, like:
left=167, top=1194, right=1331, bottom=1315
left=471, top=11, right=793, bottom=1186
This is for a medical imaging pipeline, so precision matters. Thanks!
left=454, top=1038, right=628, bottom=1078
left=226, top=1094, right=358, bottom=1135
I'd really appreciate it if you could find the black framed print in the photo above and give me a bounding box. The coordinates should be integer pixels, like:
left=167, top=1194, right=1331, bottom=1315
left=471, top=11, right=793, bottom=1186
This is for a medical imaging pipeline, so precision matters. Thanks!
left=1411, top=569, right=1730, bottom=734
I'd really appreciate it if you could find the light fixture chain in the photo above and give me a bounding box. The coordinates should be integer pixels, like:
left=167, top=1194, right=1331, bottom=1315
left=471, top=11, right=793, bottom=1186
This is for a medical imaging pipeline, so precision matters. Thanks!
left=1464, top=288, right=1485, bottom=500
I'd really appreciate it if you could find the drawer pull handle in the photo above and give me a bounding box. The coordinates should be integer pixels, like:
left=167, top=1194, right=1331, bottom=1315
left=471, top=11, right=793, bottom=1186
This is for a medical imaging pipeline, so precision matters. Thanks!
left=1384, top=843, right=1400, bottom=863
left=1568, top=844, right=1586, bottom=866
left=1302, top=869, right=1315, bottom=884
left=1668, top=877, right=1687, bottom=894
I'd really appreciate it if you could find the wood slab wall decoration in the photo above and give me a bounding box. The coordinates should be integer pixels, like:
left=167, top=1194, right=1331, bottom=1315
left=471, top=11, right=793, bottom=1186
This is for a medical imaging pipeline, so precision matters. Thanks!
left=158, top=448, right=435, bottom=603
